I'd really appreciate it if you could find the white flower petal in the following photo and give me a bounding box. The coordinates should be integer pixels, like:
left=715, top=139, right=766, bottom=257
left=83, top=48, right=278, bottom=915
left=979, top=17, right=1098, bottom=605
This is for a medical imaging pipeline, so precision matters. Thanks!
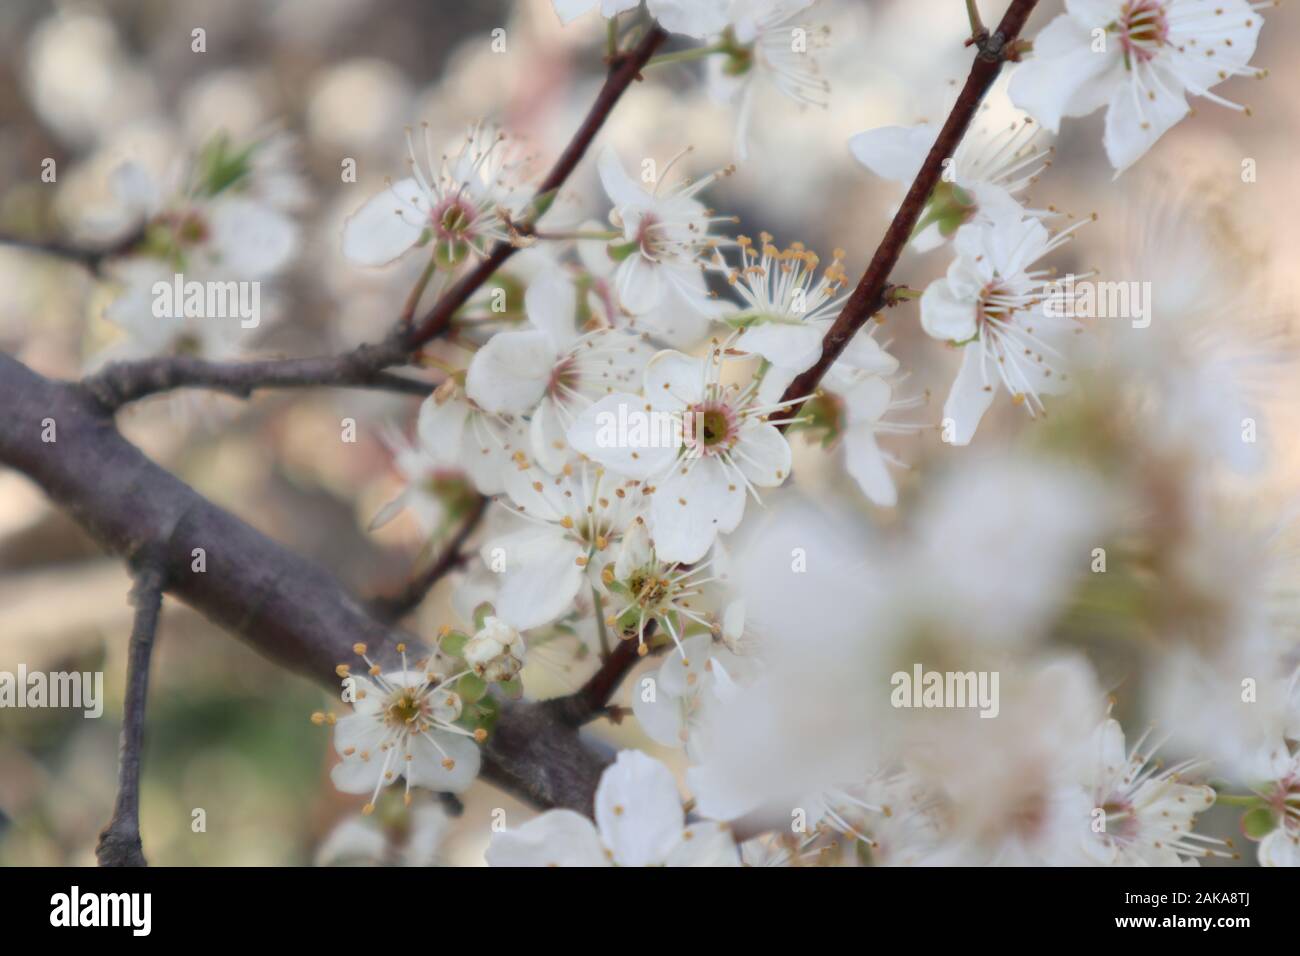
left=644, top=349, right=705, bottom=409
left=839, top=332, right=900, bottom=377
left=597, top=146, right=649, bottom=210
left=847, top=124, right=936, bottom=183
left=492, top=533, right=586, bottom=630
left=417, top=392, right=468, bottom=463
left=465, top=329, right=556, bottom=414
left=529, top=396, right=570, bottom=474
left=1102, top=64, right=1189, bottom=174
left=631, top=682, right=687, bottom=748
left=844, top=425, right=897, bottom=507
left=526, top=269, right=579, bottom=352
left=404, top=730, right=481, bottom=793
left=920, top=277, right=978, bottom=343
left=1258, top=827, right=1300, bottom=867
left=615, top=254, right=666, bottom=315
left=651, top=457, right=745, bottom=563
left=614, top=517, right=654, bottom=579
left=733, top=420, right=791, bottom=488
left=595, top=750, right=685, bottom=866
left=738, top=322, right=825, bottom=373
left=942, top=345, right=997, bottom=446
left=566, top=392, right=679, bottom=480
left=206, top=196, right=298, bottom=278
left=665, top=822, right=741, bottom=866
left=342, top=177, right=428, bottom=266
left=330, top=747, right=389, bottom=795
left=486, top=809, right=609, bottom=866
left=1008, top=15, right=1120, bottom=133
left=646, top=0, right=729, bottom=38
left=332, top=711, right=386, bottom=758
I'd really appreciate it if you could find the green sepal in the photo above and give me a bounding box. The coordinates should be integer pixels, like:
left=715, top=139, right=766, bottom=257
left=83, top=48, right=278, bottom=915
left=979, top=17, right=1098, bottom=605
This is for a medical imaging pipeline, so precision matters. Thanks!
left=456, top=672, right=487, bottom=705
left=1241, top=807, right=1276, bottom=840
left=439, top=630, right=470, bottom=658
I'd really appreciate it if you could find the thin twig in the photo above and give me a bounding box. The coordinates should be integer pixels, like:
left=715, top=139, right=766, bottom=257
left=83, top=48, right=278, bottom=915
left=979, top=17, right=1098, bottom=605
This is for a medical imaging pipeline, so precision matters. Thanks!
left=369, top=494, right=489, bottom=622
left=95, top=562, right=165, bottom=867
left=551, top=620, right=659, bottom=726
left=0, top=225, right=144, bottom=276
left=775, top=0, right=1040, bottom=427
left=84, top=348, right=433, bottom=407
left=400, top=26, right=667, bottom=354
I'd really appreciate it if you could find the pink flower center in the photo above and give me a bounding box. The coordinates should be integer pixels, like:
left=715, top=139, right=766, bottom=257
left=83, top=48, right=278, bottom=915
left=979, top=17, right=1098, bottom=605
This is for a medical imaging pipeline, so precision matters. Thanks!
left=636, top=214, right=666, bottom=260
left=686, top=400, right=739, bottom=454
left=1118, top=1, right=1169, bottom=65
left=548, top=355, right=580, bottom=398
left=431, top=196, right=478, bottom=242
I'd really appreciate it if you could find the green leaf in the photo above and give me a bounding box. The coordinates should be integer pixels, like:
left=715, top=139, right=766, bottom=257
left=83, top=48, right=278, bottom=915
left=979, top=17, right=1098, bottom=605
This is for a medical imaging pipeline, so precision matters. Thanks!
left=472, top=602, right=494, bottom=631
left=196, top=133, right=255, bottom=197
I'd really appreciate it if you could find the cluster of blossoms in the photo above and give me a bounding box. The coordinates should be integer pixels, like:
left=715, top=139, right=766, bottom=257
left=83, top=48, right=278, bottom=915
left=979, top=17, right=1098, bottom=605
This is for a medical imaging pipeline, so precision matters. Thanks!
left=92, top=132, right=305, bottom=369
left=322, top=0, right=1288, bottom=865
left=65, top=0, right=1290, bottom=867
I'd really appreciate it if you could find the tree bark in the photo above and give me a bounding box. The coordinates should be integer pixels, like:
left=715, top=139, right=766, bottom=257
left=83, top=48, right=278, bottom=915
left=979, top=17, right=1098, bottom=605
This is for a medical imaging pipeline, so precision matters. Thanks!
left=0, top=353, right=611, bottom=815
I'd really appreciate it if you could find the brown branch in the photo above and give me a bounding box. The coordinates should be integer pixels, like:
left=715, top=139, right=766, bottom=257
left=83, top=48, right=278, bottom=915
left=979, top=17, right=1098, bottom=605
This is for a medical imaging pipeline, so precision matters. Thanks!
left=0, top=226, right=144, bottom=276
left=83, top=347, right=432, bottom=407
left=775, top=0, right=1040, bottom=425
left=95, top=561, right=165, bottom=867
left=80, top=26, right=667, bottom=412
left=399, top=26, right=667, bottom=353
left=369, top=493, right=489, bottom=623
left=551, top=619, right=661, bottom=726
left=0, top=353, right=612, bottom=815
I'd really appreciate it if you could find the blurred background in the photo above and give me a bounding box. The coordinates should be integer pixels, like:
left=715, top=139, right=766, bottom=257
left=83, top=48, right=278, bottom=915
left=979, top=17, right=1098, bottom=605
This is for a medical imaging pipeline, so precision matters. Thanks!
left=0, top=0, right=1295, bottom=865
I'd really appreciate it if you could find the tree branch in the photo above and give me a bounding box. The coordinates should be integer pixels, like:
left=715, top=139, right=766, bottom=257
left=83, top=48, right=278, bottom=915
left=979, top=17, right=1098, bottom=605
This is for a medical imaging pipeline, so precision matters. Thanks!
left=79, top=26, right=668, bottom=412
left=0, top=353, right=612, bottom=815
left=0, top=226, right=144, bottom=276
left=775, top=0, right=1040, bottom=423
left=95, top=561, right=164, bottom=867
left=551, top=619, right=661, bottom=727
left=369, top=493, right=489, bottom=623
left=83, top=347, right=433, bottom=407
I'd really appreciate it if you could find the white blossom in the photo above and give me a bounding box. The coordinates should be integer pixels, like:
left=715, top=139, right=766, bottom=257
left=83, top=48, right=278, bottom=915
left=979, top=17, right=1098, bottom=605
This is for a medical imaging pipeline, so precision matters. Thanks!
left=1008, top=0, right=1267, bottom=173
left=485, top=750, right=740, bottom=866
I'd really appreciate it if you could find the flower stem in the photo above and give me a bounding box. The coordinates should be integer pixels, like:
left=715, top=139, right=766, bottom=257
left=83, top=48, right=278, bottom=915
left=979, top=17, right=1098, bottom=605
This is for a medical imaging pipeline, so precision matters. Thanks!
left=400, top=258, right=440, bottom=326
left=773, top=0, right=1041, bottom=430
left=965, top=0, right=986, bottom=38
left=1214, top=793, right=1263, bottom=807
left=533, top=228, right=621, bottom=242
left=592, top=586, right=612, bottom=659
left=646, top=42, right=729, bottom=69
